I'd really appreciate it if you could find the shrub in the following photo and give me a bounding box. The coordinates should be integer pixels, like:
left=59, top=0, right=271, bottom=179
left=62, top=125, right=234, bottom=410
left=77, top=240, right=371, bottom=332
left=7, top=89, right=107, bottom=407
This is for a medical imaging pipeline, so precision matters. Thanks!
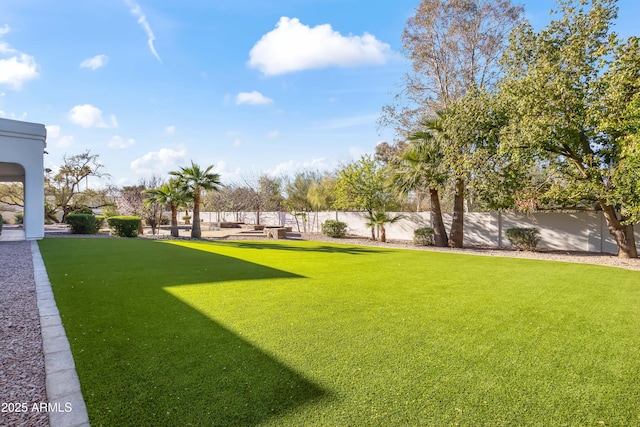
left=322, top=220, right=347, bottom=238
left=66, top=214, right=99, bottom=234
left=71, top=205, right=94, bottom=215
left=95, top=215, right=106, bottom=230
left=107, top=216, right=142, bottom=238
left=505, top=227, right=540, bottom=251
left=413, top=227, right=435, bottom=246
left=15, top=212, right=23, bottom=224
left=0, top=213, right=3, bottom=234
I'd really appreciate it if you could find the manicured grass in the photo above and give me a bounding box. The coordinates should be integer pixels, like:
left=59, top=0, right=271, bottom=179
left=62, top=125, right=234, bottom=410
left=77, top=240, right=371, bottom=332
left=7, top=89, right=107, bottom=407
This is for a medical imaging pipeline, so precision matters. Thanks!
left=38, top=238, right=640, bottom=426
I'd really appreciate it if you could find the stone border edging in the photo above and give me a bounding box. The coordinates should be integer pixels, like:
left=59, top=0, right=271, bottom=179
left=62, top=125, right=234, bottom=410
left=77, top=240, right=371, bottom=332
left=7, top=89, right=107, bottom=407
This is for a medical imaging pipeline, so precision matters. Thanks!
left=31, top=241, right=91, bottom=427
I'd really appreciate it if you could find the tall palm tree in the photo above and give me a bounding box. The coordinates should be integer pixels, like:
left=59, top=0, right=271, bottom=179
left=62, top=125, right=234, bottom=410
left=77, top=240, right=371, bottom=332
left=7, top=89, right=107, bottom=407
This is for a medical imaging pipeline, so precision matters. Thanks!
left=388, top=124, right=449, bottom=247
left=170, top=161, right=221, bottom=238
left=143, top=179, right=187, bottom=238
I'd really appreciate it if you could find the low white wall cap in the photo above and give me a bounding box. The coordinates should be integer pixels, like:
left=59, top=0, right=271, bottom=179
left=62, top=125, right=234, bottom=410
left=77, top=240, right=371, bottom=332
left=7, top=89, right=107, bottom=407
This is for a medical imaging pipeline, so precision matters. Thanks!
left=0, top=118, right=47, bottom=141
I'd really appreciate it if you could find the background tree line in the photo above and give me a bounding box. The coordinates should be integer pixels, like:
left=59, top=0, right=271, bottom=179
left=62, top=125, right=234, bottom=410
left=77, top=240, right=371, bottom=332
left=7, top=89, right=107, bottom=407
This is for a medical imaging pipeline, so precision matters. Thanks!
left=1, top=0, right=637, bottom=257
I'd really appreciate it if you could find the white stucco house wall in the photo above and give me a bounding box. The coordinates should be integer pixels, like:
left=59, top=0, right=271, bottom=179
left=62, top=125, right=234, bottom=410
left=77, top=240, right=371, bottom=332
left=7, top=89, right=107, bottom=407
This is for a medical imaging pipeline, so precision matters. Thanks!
left=0, top=118, right=47, bottom=240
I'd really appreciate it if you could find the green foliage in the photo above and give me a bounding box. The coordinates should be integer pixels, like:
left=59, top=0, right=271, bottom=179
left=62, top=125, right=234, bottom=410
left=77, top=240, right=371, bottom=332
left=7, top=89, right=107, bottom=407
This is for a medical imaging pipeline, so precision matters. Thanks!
left=333, top=155, right=398, bottom=214
left=107, top=216, right=141, bottom=238
left=71, top=205, right=94, bottom=215
left=413, top=227, right=435, bottom=246
left=499, top=0, right=639, bottom=256
left=505, top=227, right=540, bottom=251
left=15, top=212, right=23, bottom=224
left=66, top=213, right=99, bottom=234
left=321, top=220, right=347, bottom=238
left=0, top=213, right=3, bottom=233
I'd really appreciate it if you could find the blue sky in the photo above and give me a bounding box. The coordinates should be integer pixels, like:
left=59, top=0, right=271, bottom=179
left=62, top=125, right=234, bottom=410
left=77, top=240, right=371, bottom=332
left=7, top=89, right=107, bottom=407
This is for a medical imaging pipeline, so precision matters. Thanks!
left=1, top=0, right=639, bottom=186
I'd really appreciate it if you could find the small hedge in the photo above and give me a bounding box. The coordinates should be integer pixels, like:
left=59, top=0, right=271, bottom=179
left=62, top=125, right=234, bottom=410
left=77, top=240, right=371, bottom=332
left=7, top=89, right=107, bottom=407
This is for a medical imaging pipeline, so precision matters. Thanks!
left=413, top=227, right=435, bottom=246
left=322, top=220, right=347, bottom=238
left=66, top=214, right=99, bottom=234
left=107, top=216, right=142, bottom=238
left=505, top=227, right=540, bottom=251
left=0, top=213, right=3, bottom=234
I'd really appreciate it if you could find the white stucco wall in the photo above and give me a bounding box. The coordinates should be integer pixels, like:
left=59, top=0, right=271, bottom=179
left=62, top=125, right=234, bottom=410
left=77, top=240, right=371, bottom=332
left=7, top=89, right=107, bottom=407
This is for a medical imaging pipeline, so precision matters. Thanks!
left=0, top=118, right=47, bottom=240
left=192, top=210, right=637, bottom=254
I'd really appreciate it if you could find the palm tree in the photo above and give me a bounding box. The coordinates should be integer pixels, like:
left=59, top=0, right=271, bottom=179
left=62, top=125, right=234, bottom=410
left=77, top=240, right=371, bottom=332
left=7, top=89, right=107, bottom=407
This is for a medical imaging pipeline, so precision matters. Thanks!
left=170, top=162, right=222, bottom=238
left=388, top=125, right=449, bottom=247
left=364, top=211, right=404, bottom=242
left=143, top=179, right=187, bottom=238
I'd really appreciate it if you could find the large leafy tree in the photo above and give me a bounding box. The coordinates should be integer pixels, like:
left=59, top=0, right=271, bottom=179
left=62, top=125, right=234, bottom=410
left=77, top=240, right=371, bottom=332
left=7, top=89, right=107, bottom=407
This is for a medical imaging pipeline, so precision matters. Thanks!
left=499, top=0, right=639, bottom=258
left=46, top=151, right=110, bottom=222
left=333, top=155, right=397, bottom=240
left=170, top=161, right=221, bottom=238
left=381, top=0, right=523, bottom=247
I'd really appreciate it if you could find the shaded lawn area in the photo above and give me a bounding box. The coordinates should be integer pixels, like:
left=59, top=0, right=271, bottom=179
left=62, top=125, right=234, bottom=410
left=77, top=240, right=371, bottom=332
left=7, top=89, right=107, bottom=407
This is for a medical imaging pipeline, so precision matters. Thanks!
left=38, top=238, right=640, bottom=426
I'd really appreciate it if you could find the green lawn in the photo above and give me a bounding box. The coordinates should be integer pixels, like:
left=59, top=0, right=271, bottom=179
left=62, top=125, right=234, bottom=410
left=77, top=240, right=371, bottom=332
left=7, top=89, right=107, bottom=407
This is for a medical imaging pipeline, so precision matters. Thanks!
left=38, top=238, right=640, bottom=426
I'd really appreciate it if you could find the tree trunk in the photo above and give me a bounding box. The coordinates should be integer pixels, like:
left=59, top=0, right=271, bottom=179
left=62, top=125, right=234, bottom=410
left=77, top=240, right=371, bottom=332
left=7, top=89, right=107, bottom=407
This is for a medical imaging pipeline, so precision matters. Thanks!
left=600, top=202, right=637, bottom=258
left=380, top=225, right=387, bottom=243
left=429, top=188, right=448, bottom=247
left=449, top=178, right=465, bottom=248
left=170, top=206, right=179, bottom=238
left=368, top=210, right=376, bottom=240
left=191, top=192, right=201, bottom=238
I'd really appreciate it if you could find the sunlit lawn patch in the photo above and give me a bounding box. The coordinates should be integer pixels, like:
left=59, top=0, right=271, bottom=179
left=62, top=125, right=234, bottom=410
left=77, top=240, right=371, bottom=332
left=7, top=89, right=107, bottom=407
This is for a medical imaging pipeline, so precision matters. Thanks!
left=38, top=238, right=640, bottom=426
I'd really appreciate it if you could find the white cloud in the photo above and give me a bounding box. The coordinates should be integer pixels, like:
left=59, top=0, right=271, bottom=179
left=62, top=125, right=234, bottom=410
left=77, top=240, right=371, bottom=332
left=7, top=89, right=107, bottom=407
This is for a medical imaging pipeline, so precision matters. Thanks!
left=235, top=91, right=273, bottom=105
left=80, top=54, right=109, bottom=70
left=124, top=0, right=162, bottom=63
left=0, top=26, right=39, bottom=90
left=248, top=17, right=392, bottom=76
left=130, top=147, right=186, bottom=174
left=269, top=157, right=330, bottom=176
left=45, top=125, right=74, bottom=148
left=68, top=104, right=117, bottom=128
left=165, top=125, right=176, bottom=135
left=108, top=135, right=135, bottom=149
left=266, top=130, right=280, bottom=139
left=46, top=125, right=60, bottom=139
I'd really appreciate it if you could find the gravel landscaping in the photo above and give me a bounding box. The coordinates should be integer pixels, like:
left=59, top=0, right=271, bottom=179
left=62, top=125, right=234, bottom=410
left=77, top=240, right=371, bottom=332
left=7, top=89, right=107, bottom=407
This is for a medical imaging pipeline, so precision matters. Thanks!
left=0, top=241, right=49, bottom=427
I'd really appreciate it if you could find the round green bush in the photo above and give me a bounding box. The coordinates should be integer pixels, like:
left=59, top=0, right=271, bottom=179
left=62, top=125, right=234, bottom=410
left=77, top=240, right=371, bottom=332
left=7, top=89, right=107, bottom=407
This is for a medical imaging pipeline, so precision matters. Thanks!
left=322, top=220, right=347, bottom=238
left=413, top=227, right=435, bottom=246
left=505, top=227, right=540, bottom=251
left=66, top=214, right=99, bottom=234
left=107, top=216, right=142, bottom=238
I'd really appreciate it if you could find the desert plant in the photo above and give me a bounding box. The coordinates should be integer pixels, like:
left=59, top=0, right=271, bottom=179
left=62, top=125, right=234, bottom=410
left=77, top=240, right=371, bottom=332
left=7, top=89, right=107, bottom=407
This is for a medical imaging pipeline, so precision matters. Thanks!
left=107, top=216, right=142, bottom=238
left=414, top=227, right=435, bottom=246
left=322, top=220, right=347, bottom=238
left=66, top=213, right=99, bottom=234
left=505, top=227, right=540, bottom=251
left=15, top=212, right=23, bottom=224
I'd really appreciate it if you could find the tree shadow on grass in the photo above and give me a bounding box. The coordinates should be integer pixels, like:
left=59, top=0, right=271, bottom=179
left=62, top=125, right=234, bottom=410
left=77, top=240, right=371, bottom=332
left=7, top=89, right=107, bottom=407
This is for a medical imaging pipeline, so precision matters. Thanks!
left=207, top=239, right=391, bottom=255
left=38, top=238, right=329, bottom=426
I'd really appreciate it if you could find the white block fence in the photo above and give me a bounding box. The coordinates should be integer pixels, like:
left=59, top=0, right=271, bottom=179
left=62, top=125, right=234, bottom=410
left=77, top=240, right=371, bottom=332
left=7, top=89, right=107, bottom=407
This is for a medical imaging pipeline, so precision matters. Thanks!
left=186, top=210, right=638, bottom=254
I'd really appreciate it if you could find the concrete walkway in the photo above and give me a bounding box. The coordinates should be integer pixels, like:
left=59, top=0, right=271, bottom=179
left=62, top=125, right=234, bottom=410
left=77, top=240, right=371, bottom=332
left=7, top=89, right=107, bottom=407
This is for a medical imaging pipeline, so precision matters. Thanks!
left=31, top=241, right=91, bottom=427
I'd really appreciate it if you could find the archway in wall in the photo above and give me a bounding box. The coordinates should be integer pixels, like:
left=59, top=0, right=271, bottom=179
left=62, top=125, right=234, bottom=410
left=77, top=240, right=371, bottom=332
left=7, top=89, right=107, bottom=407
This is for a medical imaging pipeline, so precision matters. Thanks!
left=0, top=162, right=26, bottom=238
